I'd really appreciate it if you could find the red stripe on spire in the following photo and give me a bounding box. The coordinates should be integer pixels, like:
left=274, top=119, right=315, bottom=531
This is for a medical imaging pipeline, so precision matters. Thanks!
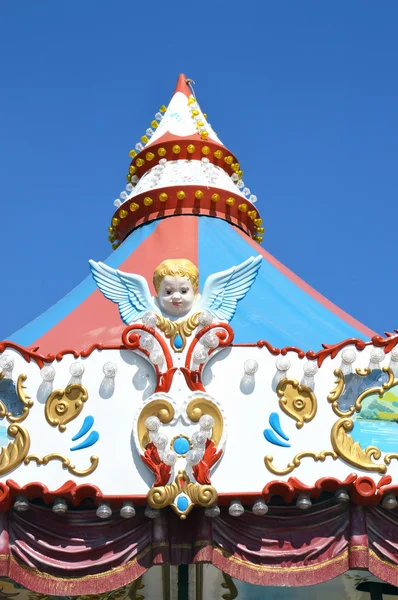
left=173, top=73, right=192, bottom=97
left=31, top=217, right=199, bottom=355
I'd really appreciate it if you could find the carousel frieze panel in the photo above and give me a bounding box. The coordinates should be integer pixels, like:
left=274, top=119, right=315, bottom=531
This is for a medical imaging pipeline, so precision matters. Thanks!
left=0, top=255, right=398, bottom=517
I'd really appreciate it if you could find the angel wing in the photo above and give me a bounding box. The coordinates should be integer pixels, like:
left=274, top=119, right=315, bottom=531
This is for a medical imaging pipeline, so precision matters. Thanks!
left=89, top=260, right=158, bottom=324
left=199, top=255, right=262, bottom=322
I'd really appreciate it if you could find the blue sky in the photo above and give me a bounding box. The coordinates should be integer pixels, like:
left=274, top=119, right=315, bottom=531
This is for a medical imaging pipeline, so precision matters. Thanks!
left=1, top=1, right=397, bottom=341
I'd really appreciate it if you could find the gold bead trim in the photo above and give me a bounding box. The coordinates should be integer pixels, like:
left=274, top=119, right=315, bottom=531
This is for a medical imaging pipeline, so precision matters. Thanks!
left=122, top=138, right=241, bottom=228
left=109, top=188, right=263, bottom=248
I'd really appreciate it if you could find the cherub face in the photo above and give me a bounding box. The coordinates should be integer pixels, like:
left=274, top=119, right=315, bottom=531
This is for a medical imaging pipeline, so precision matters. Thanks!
left=158, top=275, right=195, bottom=317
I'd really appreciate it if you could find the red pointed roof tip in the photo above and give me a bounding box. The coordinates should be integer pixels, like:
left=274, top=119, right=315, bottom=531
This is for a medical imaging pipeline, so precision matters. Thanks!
left=173, top=73, right=192, bottom=98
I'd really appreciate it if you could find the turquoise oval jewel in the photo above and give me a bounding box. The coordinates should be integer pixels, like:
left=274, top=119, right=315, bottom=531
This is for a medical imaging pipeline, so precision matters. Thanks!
left=173, top=436, right=190, bottom=455
left=174, top=334, right=183, bottom=349
left=177, top=495, right=189, bottom=512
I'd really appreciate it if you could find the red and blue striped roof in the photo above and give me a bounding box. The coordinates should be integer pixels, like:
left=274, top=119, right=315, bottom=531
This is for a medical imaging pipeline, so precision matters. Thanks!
left=9, top=214, right=374, bottom=354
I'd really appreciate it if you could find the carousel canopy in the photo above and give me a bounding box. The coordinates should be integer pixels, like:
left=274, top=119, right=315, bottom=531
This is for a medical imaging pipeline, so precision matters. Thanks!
left=1, top=75, right=397, bottom=597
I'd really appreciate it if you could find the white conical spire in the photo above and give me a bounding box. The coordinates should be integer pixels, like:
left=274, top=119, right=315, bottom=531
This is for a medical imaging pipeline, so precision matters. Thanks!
left=147, top=74, right=223, bottom=147
left=108, top=74, right=263, bottom=249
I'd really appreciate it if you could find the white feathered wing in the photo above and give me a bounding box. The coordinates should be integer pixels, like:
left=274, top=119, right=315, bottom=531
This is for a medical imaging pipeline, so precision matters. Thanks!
left=199, top=255, right=262, bottom=322
left=89, top=260, right=158, bottom=324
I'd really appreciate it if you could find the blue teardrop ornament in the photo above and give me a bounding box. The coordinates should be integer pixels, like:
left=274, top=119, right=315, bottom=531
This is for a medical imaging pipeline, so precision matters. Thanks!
left=174, top=334, right=183, bottom=349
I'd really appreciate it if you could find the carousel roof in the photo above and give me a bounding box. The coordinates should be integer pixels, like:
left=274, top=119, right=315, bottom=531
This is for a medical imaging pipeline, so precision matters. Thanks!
left=7, top=74, right=374, bottom=355
left=1, top=75, right=398, bottom=596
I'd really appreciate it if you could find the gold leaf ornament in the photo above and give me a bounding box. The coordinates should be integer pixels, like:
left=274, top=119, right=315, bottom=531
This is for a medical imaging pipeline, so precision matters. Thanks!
left=331, top=417, right=386, bottom=473
left=24, top=453, right=98, bottom=476
left=264, top=449, right=338, bottom=476
left=45, top=384, right=88, bottom=432
left=0, top=372, right=32, bottom=476
left=137, top=398, right=175, bottom=449
left=328, top=366, right=396, bottom=418
left=0, top=373, right=33, bottom=423
left=0, top=424, right=30, bottom=475
left=147, top=469, right=217, bottom=519
left=186, top=481, right=217, bottom=507
left=327, top=366, right=397, bottom=472
left=156, top=312, right=199, bottom=352
left=277, top=378, right=317, bottom=428
left=186, top=397, right=223, bottom=446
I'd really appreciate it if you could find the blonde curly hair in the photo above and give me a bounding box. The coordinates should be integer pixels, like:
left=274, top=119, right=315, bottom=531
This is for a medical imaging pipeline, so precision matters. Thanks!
left=153, top=259, right=199, bottom=294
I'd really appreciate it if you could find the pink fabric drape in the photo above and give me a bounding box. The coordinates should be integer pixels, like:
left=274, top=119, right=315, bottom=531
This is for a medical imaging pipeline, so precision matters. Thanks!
left=0, top=500, right=398, bottom=594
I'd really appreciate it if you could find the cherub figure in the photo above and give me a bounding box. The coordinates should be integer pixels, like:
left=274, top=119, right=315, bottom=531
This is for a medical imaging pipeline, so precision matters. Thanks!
left=89, top=255, right=262, bottom=323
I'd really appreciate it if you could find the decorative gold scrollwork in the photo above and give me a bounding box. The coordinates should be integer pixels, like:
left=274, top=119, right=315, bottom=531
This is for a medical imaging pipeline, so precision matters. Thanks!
left=385, top=453, right=398, bottom=466
left=24, top=453, right=98, bottom=476
left=186, top=397, right=223, bottom=446
left=276, top=378, right=317, bottom=429
left=331, top=418, right=386, bottom=473
left=0, top=425, right=30, bottom=475
left=148, top=479, right=179, bottom=510
left=156, top=313, right=200, bottom=352
left=0, top=373, right=33, bottom=423
left=264, top=449, right=338, bottom=476
left=45, top=384, right=88, bottom=432
left=0, top=372, right=32, bottom=476
left=186, top=480, right=217, bottom=507
left=327, top=369, right=346, bottom=416
left=137, top=399, right=175, bottom=450
left=327, top=366, right=396, bottom=418
left=327, top=366, right=398, bottom=472
left=147, top=469, right=217, bottom=519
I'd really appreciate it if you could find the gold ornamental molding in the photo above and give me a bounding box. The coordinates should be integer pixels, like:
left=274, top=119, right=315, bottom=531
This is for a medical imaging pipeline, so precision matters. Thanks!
left=0, top=372, right=32, bottom=476
left=327, top=366, right=398, bottom=472
left=24, top=453, right=99, bottom=476
left=137, top=398, right=175, bottom=449
left=264, top=449, right=338, bottom=476
left=0, top=425, right=30, bottom=476
left=327, top=366, right=395, bottom=418
left=0, top=372, right=33, bottom=424
left=45, top=384, right=88, bottom=432
left=277, top=378, right=317, bottom=429
left=186, top=397, right=223, bottom=446
left=331, top=418, right=386, bottom=473
left=156, top=312, right=199, bottom=352
left=147, top=469, right=217, bottom=519
left=264, top=365, right=398, bottom=478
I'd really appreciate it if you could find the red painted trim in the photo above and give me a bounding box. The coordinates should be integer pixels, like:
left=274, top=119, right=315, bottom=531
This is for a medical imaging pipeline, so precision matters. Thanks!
left=141, top=443, right=171, bottom=486
left=129, top=138, right=238, bottom=180
left=173, top=73, right=192, bottom=97
left=179, top=323, right=235, bottom=390
left=3, top=331, right=398, bottom=370
left=0, top=473, right=394, bottom=512
left=185, top=323, right=234, bottom=370
left=193, top=439, right=223, bottom=485
left=0, top=341, right=125, bottom=368
left=113, top=186, right=258, bottom=243
left=122, top=325, right=173, bottom=370
left=33, top=216, right=198, bottom=355
left=122, top=325, right=178, bottom=393
left=237, top=228, right=376, bottom=340
left=179, top=367, right=206, bottom=392
left=260, top=474, right=387, bottom=506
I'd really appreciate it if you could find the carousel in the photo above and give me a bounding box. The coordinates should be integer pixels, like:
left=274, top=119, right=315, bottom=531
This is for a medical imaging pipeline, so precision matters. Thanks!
left=1, top=75, right=398, bottom=599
